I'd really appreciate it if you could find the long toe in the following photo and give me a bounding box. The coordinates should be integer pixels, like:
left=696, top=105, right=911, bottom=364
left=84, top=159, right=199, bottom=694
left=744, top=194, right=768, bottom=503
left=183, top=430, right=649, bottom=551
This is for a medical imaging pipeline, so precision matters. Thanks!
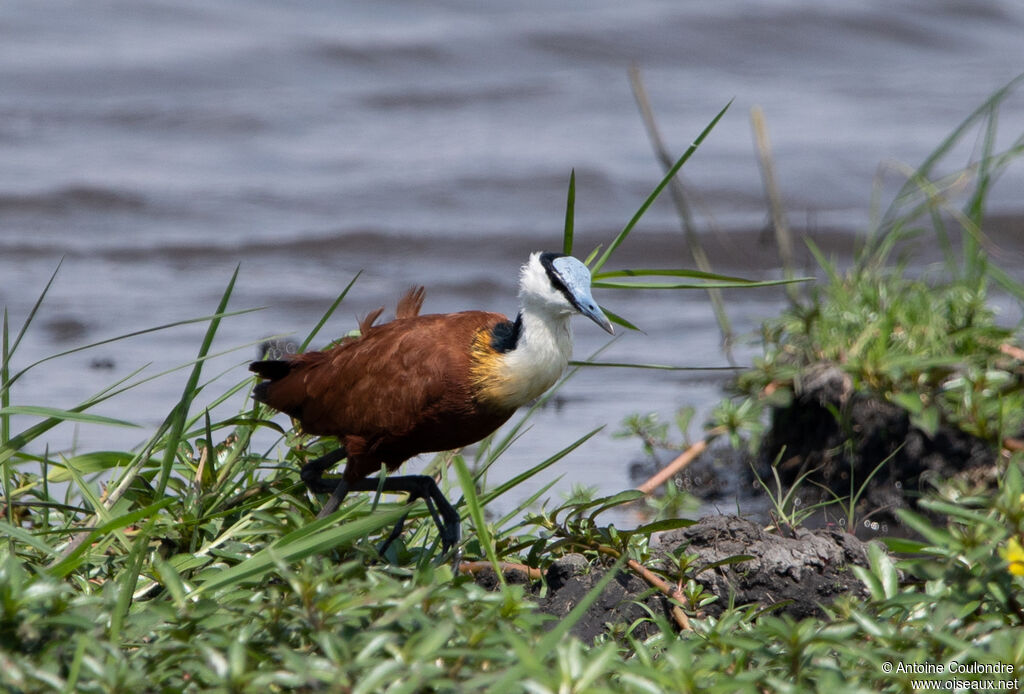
left=449, top=546, right=463, bottom=573
left=376, top=513, right=409, bottom=556
left=440, top=518, right=461, bottom=554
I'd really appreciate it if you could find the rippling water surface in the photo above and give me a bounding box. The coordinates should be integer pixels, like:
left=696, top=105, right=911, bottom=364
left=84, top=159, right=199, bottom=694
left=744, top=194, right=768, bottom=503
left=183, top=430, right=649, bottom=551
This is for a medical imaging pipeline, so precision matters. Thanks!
left=3, top=1, right=1024, bottom=518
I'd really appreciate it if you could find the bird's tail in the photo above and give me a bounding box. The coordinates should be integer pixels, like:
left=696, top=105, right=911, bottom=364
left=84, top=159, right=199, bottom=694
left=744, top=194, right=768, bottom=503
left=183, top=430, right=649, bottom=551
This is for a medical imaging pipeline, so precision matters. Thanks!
left=250, top=359, right=294, bottom=405
left=249, top=353, right=330, bottom=420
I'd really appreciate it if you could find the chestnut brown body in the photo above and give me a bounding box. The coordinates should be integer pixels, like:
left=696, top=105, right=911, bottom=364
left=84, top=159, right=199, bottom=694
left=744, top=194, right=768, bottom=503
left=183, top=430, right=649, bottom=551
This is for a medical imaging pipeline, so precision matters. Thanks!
left=252, top=296, right=515, bottom=483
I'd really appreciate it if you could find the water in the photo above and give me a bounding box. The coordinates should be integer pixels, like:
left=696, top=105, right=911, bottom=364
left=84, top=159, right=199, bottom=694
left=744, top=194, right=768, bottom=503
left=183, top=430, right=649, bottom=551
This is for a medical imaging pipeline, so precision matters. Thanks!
left=3, top=0, right=1024, bottom=520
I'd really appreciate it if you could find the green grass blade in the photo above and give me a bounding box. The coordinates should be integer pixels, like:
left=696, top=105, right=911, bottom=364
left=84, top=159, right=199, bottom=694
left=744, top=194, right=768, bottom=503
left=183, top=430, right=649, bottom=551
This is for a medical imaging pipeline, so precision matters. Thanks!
left=601, top=306, right=640, bottom=332
left=0, top=406, right=139, bottom=429
left=155, top=266, right=239, bottom=498
left=563, top=169, right=576, bottom=255
left=2, top=307, right=261, bottom=398
left=569, top=360, right=737, bottom=371
left=0, top=519, right=58, bottom=557
left=191, top=506, right=407, bottom=595
left=47, top=497, right=176, bottom=577
left=2, top=258, right=63, bottom=374
left=108, top=513, right=158, bottom=642
left=1, top=347, right=252, bottom=473
left=453, top=455, right=503, bottom=585
left=984, top=262, right=1024, bottom=304
left=963, top=103, right=997, bottom=286
left=152, top=555, right=189, bottom=608
left=62, top=636, right=88, bottom=694
left=877, top=72, right=1024, bottom=251
left=61, top=452, right=122, bottom=532
left=803, top=238, right=843, bottom=287
left=592, top=277, right=809, bottom=290
left=0, top=362, right=170, bottom=468
left=477, top=427, right=603, bottom=507
left=882, top=537, right=929, bottom=554
left=595, top=267, right=754, bottom=282
left=591, top=100, right=732, bottom=274
left=0, top=413, right=97, bottom=468
left=300, top=271, right=361, bottom=352
left=886, top=75, right=1017, bottom=213
left=894, top=508, right=954, bottom=548
left=46, top=451, right=151, bottom=483
left=2, top=309, right=8, bottom=438
left=585, top=490, right=645, bottom=521
left=197, top=409, right=216, bottom=493
left=2, top=308, right=10, bottom=533
left=495, top=475, right=562, bottom=534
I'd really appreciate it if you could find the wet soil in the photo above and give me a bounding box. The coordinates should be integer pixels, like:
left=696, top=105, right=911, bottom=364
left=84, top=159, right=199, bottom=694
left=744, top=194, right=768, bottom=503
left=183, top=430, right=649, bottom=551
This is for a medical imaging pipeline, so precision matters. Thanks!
left=754, top=362, right=997, bottom=535
left=474, top=514, right=873, bottom=642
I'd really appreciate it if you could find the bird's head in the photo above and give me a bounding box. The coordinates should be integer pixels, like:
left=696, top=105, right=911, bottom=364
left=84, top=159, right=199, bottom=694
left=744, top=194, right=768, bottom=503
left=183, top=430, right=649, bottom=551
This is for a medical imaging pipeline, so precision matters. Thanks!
left=518, top=251, right=614, bottom=334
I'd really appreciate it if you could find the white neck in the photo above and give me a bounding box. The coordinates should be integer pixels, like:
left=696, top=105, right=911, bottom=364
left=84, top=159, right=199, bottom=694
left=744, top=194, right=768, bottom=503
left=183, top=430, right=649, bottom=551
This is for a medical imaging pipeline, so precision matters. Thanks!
left=492, top=306, right=573, bottom=409
left=472, top=252, right=583, bottom=409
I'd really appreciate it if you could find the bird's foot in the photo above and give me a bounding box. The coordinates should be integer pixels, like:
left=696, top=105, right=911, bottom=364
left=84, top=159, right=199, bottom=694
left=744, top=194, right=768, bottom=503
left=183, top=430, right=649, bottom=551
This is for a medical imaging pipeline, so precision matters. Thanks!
left=437, top=516, right=463, bottom=572
left=375, top=512, right=409, bottom=556
left=300, top=447, right=348, bottom=495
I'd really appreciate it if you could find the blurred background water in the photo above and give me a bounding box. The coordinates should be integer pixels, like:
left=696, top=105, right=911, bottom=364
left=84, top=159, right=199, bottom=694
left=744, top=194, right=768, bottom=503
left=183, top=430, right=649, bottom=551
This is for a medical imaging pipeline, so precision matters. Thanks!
left=3, top=0, right=1023, bottom=518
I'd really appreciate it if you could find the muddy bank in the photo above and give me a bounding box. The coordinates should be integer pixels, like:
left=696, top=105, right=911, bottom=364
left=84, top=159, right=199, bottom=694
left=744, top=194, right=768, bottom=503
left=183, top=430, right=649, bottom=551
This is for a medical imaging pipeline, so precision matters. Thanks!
left=755, top=362, right=998, bottom=535
left=475, top=514, right=873, bottom=642
left=637, top=360, right=1004, bottom=539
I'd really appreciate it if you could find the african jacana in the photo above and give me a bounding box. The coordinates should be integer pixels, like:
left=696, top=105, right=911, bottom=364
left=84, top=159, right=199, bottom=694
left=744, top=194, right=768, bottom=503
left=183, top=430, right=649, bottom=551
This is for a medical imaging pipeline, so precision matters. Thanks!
left=250, top=251, right=613, bottom=552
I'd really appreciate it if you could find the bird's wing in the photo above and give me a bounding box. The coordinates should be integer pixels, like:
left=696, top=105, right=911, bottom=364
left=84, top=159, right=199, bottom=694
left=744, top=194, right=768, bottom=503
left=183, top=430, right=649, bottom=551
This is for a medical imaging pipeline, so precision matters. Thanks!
left=294, top=310, right=507, bottom=438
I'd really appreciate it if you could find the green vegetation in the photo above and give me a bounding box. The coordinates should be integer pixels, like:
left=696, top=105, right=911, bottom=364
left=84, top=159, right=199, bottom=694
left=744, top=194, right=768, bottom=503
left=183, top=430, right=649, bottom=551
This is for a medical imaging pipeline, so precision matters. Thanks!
left=4, top=81, right=1024, bottom=692
left=732, top=76, right=1024, bottom=447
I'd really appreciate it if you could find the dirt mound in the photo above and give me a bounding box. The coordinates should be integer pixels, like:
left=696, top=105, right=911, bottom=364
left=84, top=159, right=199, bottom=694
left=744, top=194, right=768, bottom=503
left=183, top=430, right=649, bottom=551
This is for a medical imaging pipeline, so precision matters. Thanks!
left=758, top=362, right=995, bottom=533
left=476, top=514, right=874, bottom=641
left=650, top=514, right=871, bottom=619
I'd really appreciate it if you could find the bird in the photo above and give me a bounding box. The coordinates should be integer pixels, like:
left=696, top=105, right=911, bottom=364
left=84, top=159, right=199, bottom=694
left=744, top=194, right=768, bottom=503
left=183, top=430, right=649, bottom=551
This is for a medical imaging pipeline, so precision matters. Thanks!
left=249, top=251, right=614, bottom=553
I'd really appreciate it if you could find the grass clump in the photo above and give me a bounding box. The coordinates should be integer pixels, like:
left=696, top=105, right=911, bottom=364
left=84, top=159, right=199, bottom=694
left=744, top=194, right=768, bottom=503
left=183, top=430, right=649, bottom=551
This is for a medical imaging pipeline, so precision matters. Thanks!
left=735, top=76, right=1024, bottom=449
left=744, top=260, right=1020, bottom=442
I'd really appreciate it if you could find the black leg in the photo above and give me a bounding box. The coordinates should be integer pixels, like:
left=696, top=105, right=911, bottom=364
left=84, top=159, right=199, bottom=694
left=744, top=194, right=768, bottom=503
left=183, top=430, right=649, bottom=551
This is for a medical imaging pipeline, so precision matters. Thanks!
left=316, top=479, right=351, bottom=519
left=298, top=447, right=352, bottom=519
left=300, top=447, right=348, bottom=494
left=301, top=453, right=461, bottom=558
left=375, top=493, right=445, bottom=556
left=348, top=475, right=461, bottom=554
left=376, top=510, right=409, bottom=555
